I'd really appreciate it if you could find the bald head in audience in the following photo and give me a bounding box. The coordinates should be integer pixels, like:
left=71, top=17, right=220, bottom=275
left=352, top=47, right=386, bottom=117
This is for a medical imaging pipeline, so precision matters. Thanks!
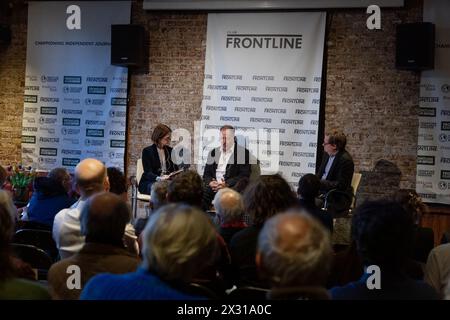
left=80, top=192, right=130, bottom=247
left=75, top=158, right=109, bottom=199
left=213, top=188, right=244, bottom=225
left=257, top=211, right=332, bottom=288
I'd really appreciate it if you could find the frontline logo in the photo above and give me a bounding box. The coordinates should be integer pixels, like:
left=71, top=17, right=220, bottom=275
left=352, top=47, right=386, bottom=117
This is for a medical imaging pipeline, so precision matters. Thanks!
left=24, top=85, right=39, bottom=91
left=40, top=107, right=57, bottom=115
left=85, top=139, right=104, bottom=147
left=86, top=129, right=104, bottom=137
left=26, top=75, right=38, bottom=82
left=61, top=149, right=82, bottom=156
left=294, top=129, right=316, bottom=135
left=441, top=170, right=450, bottom=180
left=23, top=117, right=36, bottom=123
left=264, top=108, right=286, bottom=114
left=417, top=181, right=433, bottom=189
left=207, top=85, right=228, bottom=90
left=109, top=130, right=125, bottom=136
left=417, top=145, right=437, bottom=152
left=112, top=76, right=127, bottom=83
left=418, top=193, right=437, bottom=199
left=419, top=133, right=434, bottom=141
left=39, top=148, right=57, bottom=156
left=40, top=97, right=59, bottom=103
left=64, top=98, right=81, bottom=104
left=63, top=138, right=79, bottom=144
left=39, top=137, right=59, bottom=143
left=312, top=99, right=320, bottom=104
left=110, top=140, right=125, bottom=148
left=85, top=98, right=105, bottom=106
left=62, top=109, right=82, bottom=115
left=261, top=150, right=284, bottom=156
left=220, top=116, right=239, bottom=122
left=226, top=34, right=302, bottom=49
left=266, top=86, right=287, bottom=92
left=203, top=95, right=211, bottom=100
left=284, top=76, right=306, bottom=81
left=206, top=105, right=227, bottom=111
left=417, top=156, right=435, bottom=165
left=297, top=87, right=319, bottom=93
left=87, top=77, right=108, bottom=83
left=22, top=147, right=35, bottom=154
left=420, top=84, right=435, bottom=91
left=441, top=122, right=450, bottom=131
left=63, top=86, right=82, bottom=94
left=282, top=119, right=303, bottom=125
left=309, top=142, right=317, bottom=148
left=61, top=128, right=81, bottom=135
left=85, top=120, right=106, bottom=126
left=201, top=115, right=210, bottom=120
left=291, top=172, right=303, bottom=177
left=234, top=107, right=255, bottom=112
left=418, top=108, right=436, bottom=117
left=420, top=122, right=437, bottom=129
left=22, top=136, right=36, bottom=144
left=221, top=96, right=241, bottom=101
left=419, top=97, right=439, bottom=103
left=295, top=109, right=318, bottom=115
left=236, top=86, right=257, bottom=91
left=24, top=95, right=38, bottom=103
left=86, top=150, right=104, bottom=158
left=222, top=74, right=242, bottom=80
left=63, top=76, right=82, bottom=84
left=417, top=170, right=435, bottom=177
left=280, top=141, right=302, bottom=147
left=41, top=75, right=58, bottom=83
left=282, top=98, right=304, bottom=104
left=251, top=97, right=273, bottom=102
left=279, top=161, right=301, bottom=167
left=441, top=110, right=450, bottom=117
left=111, top=98, right=127, bottom=106
left=42, top=85, right=57, bottom=92
left=22, top=127, right=37, bottom=132
left=112, top=120, right=126, bottom=126
left=262, top=128, right=285, bottom=134
left=39, top=117, right=57, bottom=125
left=62, top=158, right=81, bottom=166
left=110, top=87, right=127, bottom=94
left=87, top=110, right=104, bottom=116
left=38, top=157, right=57, bottom=165
left=24, top=107, right=38, bottom=113
left=62, top=118, right=81, bottom=126
left=293, top=152, right=315, bottom=158
left=87, top=86, right=106, bottom=95
left=109, top=151, right=125, bottom=159
left=311, top=120, right=319, bottom=125
left=39, top=127, right=55, bottom=135
left=441, top=157, right=450, bottom=164
left=250, top=117, right=272, bottom=123
left=109, top=110, right=126, bottom=118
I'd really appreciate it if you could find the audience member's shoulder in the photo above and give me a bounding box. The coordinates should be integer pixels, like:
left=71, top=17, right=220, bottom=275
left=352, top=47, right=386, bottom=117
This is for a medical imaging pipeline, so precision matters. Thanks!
left=0, top=278, right=51, bottom=300
left=229, top=225, right=259, bottom=246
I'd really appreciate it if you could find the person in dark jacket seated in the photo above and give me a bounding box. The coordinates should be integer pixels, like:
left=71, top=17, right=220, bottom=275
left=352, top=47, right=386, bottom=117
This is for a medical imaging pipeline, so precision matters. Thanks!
left=297, top=173, right=333, bottom=233
left=25, top=167, right=76, bottom=227
left=80, top=204, right=219, bottom=300
left=330, top=200, right=439, bottom=300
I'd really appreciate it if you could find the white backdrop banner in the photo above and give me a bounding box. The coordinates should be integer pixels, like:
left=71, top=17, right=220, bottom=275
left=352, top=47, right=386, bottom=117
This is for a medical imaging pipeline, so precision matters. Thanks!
left=198, top=12, right=326, bottom=188
left=22, top=1, right=130, bottom=172
left=417, top=0, right=450, bottom=204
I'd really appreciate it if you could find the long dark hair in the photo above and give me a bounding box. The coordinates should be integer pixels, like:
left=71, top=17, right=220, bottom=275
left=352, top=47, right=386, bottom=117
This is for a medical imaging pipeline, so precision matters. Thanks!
left=0, top=204, right=15, bottom=281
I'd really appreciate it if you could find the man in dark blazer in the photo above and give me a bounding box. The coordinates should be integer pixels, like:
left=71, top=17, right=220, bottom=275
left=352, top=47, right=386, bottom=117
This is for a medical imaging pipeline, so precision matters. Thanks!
left=202, top=125, right=251, bottom=210
left=316, top=130, right=354, bottom=215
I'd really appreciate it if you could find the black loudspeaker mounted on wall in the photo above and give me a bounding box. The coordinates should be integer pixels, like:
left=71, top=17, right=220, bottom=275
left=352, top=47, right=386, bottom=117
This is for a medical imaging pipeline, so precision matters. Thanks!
left=396, top=22, right=435, bottom=71
left=111, top=25, right=145, bottom=67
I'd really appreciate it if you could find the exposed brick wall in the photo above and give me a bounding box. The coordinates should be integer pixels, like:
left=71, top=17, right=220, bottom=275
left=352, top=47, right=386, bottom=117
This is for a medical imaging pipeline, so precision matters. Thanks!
left=0, top=0, right=423, bottom=202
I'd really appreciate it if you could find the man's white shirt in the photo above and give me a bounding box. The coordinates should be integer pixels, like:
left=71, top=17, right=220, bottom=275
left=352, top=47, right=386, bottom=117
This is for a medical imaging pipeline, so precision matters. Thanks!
left=216, top=143, right=235, bottom=182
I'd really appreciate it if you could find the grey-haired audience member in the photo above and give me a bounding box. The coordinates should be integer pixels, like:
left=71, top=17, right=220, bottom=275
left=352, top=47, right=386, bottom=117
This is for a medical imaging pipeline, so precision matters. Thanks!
left=257, top=211, right=332, bottom=299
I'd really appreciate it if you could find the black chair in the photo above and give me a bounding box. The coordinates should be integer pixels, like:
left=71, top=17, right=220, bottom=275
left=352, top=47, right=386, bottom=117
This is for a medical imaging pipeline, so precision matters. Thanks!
left=15, top=220, right=52, bottom=231
left=227, top=286, right=269, bottom=300
left=13, top=229, right=59, bottom=262
left=11, top=243, right=53, bottom=280
left=268, top=286, right=330, bottom=300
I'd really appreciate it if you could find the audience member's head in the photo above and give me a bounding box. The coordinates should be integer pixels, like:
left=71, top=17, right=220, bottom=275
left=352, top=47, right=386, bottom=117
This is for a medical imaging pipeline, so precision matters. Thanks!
left=80, top=192, right=130, bottom=247
left=297, top=173, right=321, bottom=201
left=213, top=188, right=245, bottom=225
left=150, top=180, right=169, bottom=211
left=167, top=170, right=203, bottom=208
left=393, top=189, right=428, bottom=225
left=351, top=200, right=414, bottom=272
left=48, top=167, right=72, bottom=193
left=0, top=166, right=7, bottom=188
left=141, top=204, right=219, bottom=283
left=0, top=190, right=16, bottom=280
left=257, top=211, right=332, bottom=288
left=243, top=174, right=297, bottom=227
left=74, top=158, right=108, bottom=199
left=325, top=130, right=347, bottom=151
left=107, top=167, right=128, bottom=200
left=233, top=177, right=250, bottom=194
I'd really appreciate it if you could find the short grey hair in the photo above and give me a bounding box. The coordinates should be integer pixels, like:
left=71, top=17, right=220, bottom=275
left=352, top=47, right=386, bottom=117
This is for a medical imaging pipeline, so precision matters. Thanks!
left=258, top=211, right=332, bottom=287
left=142, top=204, right=219, bottom=283
left=150, top=180, right=169, bottom=210
left=213, top=188, right=244, bottom=224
